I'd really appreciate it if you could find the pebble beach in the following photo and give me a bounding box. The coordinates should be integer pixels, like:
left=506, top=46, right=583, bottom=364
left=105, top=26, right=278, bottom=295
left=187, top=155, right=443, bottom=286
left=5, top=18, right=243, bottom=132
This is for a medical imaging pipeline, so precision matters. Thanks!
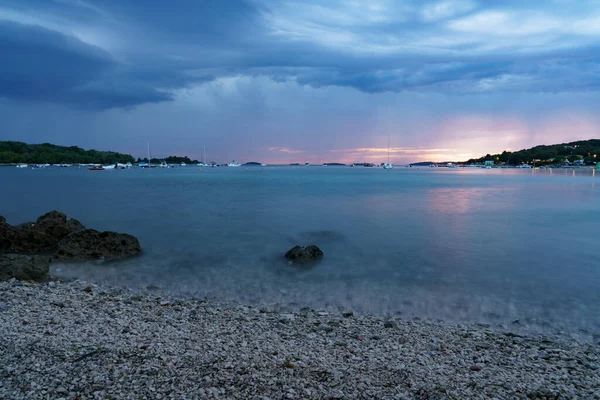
left=1, top=279, right=599, bottom=400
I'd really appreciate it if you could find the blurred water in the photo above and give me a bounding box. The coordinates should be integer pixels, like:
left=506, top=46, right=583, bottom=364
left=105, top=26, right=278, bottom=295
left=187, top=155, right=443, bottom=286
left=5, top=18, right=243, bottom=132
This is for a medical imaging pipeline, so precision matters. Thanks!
left=1, top=166, right=599, bottom=338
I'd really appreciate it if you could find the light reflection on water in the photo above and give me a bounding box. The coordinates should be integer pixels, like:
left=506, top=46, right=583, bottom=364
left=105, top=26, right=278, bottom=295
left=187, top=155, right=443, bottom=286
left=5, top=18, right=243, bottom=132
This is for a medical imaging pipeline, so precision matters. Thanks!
left=1, top=166, right=599, bottom=340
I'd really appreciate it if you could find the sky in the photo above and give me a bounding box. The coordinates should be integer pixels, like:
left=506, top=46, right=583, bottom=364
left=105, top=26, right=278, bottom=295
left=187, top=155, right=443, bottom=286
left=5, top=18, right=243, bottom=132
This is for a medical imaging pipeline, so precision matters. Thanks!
left=1, top=0, right=600, bottom=163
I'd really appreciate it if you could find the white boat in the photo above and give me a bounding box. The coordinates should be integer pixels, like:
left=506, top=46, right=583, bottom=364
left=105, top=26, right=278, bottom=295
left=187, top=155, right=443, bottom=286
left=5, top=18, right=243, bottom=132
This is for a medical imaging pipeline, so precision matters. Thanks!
left=159, top=160, right=170, bottom=168
left=103, top=164, right=116, bottom=170
left=261, top=163, right=267, bottom=167
left=58, top=163, right=72, bottom=167
left=518, top=164, right=532, bottom=168
left=16, top=164, right=28, bottom=168
left=305, top=162, right=310, bottom=167
left=227, top=161, right=241, bottom=167
left=180, top=162, right=187, bottom=167
left=322, top=163, right=328, bottom=167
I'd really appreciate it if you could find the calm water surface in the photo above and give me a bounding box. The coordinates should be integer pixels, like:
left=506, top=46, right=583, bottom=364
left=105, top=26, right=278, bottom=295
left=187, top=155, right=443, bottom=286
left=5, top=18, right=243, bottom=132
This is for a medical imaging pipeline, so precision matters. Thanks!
left=2, top=166, right=599, bottom=338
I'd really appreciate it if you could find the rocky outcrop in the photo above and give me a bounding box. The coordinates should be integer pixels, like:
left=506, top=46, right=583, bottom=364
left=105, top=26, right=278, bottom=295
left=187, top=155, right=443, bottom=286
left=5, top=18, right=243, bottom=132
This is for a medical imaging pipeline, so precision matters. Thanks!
left=0, top=211, right=85, bottom=254
left=55, top=229, right=142, bottom=261
left=0, top=216, right=11, bottom=253
left=0, top=211, right=142, bottom=280
left=0, top=254, right=49, bottom=282
left=285, top=245, right=323, bottom=264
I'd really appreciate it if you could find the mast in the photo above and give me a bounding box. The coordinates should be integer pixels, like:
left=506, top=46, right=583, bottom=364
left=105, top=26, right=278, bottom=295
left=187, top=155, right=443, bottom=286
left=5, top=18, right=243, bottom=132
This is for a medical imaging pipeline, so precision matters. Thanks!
left=148, top=142, right=152, bottom=164
left=387, top=135, right=390, bottom=164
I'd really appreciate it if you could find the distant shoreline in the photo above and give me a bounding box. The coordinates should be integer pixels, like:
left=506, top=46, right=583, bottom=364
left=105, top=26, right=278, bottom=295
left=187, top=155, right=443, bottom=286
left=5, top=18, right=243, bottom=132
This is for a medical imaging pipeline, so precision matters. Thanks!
left=1, top=162, right=597, bottom=170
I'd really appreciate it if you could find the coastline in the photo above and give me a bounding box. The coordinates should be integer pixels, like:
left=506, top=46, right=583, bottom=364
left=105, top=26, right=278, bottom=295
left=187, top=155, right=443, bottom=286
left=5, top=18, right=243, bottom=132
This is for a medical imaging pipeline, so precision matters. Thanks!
left=1, top=279, right=598, bottom=399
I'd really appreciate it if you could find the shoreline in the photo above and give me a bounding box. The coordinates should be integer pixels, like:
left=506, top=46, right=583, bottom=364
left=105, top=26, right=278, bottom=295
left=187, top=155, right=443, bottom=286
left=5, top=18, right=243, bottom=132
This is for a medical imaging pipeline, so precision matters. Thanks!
left=1, top=279, right=598, bottom=399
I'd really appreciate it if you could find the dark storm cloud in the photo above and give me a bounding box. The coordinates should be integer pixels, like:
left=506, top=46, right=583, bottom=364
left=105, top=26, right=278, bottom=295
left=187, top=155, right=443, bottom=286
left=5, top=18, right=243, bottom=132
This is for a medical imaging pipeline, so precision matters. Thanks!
left=0, top=0, right=599, bottom=109
left=0, top=20, right=172, bottom=108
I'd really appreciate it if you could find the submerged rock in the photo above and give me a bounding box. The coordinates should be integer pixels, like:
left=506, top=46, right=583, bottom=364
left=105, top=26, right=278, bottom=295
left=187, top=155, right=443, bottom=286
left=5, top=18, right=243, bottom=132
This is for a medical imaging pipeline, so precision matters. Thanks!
left=55, top=229, right=141, bottom=261
left=300, top=230, right=346, bottom=242
left=284, top=245, right=323, bottom=264
left=0, top=254, right=49, bottom=282
left=0, top=211, right=85, bottom=254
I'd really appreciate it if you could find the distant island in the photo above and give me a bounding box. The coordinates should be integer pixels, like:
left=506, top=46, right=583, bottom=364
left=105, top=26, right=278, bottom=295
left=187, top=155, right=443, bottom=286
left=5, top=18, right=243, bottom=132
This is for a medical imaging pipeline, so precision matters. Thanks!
left=0, top=141, right=135, bottom=165
left=139, top=156, right=200, bottom=164
left=0, top=141, right=204, bottom=165
left=464, top=139, right=600, bottom=166
left=409, top=139, right=600, bottom=167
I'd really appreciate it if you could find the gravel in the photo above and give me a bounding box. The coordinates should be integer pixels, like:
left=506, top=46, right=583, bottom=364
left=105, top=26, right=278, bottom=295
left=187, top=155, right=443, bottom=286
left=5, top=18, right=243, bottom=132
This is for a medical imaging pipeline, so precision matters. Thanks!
left=1, top=280, right=599, bottom=399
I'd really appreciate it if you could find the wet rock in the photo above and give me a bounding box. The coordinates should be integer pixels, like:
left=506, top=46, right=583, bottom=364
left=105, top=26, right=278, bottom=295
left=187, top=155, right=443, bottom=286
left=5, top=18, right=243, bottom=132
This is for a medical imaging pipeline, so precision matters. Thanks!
left=284, top=245, right=323, bottom=264
left=0, top=254, right=49, bottom=282
left=54, top=229, right=141, bottom=261
left=0, top=211, right=85, bottom=254
left=0, top=216, right=11, bottom=253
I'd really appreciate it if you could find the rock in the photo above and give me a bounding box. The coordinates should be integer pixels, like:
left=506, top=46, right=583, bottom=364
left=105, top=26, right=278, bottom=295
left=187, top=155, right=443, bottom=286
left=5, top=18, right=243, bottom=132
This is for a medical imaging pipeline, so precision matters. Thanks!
left=0, top=254, right=49, bottom=282
left=383, top=320, right=395, bottom=328
left=317, top=325, right=334, bottom=333
left=343, top=312, right=354, bottom=318
left=0, top=211, right=85, bottom=254
left=54, top=229, right=142, bottom=261
left=279, top=314, right=295, bottom=324
left=284, top=245, right=323, bottom=264
left=0, top=216, right=11, bottom=253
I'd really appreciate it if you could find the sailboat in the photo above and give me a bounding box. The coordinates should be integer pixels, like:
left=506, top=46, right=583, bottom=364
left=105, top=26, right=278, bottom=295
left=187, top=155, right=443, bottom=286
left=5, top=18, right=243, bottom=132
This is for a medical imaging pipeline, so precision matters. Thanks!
left=140, top=142, right=156, bottom=168
left=383, top=135, right=393, bottom=169
left=198, top=146, right=208, bottom=167
left=227, top=160, right=241, bottom=167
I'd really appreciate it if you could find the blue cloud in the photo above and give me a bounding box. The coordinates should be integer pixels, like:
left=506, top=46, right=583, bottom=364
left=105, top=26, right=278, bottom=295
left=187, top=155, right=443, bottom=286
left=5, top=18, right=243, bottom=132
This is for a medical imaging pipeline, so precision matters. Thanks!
left=0, top=0, right=599, bottom=109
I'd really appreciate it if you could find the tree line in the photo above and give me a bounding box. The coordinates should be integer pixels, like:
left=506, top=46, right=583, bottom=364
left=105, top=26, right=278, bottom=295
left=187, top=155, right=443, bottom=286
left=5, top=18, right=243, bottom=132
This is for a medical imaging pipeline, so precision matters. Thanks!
left=0, top=141, right=135, bottom=164
left=465, top=139, right=600, bottom=165
left=136, top=156, right=200, bottom=164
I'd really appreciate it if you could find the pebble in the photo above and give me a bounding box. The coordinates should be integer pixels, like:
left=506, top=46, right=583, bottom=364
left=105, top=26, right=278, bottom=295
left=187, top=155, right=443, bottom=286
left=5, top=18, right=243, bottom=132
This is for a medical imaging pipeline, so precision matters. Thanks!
left=279, top=314, right=295, bottom=323
left=0, top=281, right=598, bottom=399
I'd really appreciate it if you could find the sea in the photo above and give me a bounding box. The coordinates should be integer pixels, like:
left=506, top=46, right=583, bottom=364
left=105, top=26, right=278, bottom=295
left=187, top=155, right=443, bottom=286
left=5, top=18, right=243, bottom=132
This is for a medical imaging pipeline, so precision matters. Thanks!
left=1, top=166, right=599, bottom=340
